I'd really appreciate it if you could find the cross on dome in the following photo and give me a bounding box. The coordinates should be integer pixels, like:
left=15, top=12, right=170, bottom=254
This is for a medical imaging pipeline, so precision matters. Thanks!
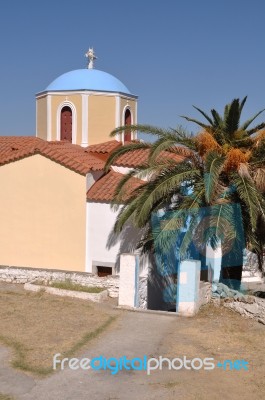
left=85, top=47, right=97, bottom=69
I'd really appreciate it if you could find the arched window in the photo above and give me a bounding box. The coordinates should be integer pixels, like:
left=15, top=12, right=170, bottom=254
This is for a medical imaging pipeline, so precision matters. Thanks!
left=60, top=106, right=72, bottom=141
left=124, top=109, right=132, bottom=142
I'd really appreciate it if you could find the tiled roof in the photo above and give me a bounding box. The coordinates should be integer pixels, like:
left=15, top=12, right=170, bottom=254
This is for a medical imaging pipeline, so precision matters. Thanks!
left=0, top=137, right=106, bottom=175
left=86, top=169, right=144, bottom=202
left=87, top=140, right=184, bottom=167
left=0, top=137, right=185, bottom=176
left=87, top=140, right=121, bottom=154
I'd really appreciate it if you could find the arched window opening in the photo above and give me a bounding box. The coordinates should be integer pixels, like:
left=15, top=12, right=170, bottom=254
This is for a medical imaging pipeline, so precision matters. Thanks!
left=124, top=109, right=132, bottom=142
left=60, top=106, right=72, bottom=141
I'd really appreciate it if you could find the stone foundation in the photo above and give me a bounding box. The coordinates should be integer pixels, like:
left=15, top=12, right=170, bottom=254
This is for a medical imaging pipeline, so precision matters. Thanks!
left=0, top=266, right=119, bottom=298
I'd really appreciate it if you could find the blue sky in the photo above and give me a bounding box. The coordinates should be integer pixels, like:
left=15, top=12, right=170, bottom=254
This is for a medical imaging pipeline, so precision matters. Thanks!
left=1, top=0, right=265, bottom=139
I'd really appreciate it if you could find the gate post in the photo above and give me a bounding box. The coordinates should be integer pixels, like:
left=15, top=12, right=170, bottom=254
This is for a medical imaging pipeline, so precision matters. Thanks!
left=119, top=254, right=139, bottom=307
left=177, top=259, right=201, bottom=316
left=206, top=242, right=222, bottom=284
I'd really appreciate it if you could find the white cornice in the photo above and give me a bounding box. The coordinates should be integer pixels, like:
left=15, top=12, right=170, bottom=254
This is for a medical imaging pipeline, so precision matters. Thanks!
left=36, top=90, right=138, bottom=100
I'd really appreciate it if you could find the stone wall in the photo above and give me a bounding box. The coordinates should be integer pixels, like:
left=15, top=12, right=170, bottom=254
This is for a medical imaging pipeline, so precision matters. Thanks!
left=242, top=250, right=263, bottom=283
left=0, top=266, right=119, bottom=298
left=198, top=281, right=212, bottom=309
left=138, top=276, right=148, bottom=309
left=224, top=296, right=265, bottom=325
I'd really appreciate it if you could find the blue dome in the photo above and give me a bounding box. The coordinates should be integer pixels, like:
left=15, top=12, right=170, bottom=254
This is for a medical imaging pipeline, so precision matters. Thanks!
left=45, top=69, right=131, bottom=94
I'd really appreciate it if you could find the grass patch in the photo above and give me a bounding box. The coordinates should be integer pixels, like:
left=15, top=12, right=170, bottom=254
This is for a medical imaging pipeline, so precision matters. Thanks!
left=0, top=286, right=117, bottom=376
left=63, top=315, right=115, bottom=359
left=49, top=280, right=105, bottom=293
left=163, top=381, right=180, bottom=389
left=0, top=395, right=15, bottom=400
left=0, top=316, right=116, bottom=376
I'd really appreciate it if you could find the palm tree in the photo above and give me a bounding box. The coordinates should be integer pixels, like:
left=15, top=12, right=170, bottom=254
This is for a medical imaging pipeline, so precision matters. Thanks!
left=105, top=98, right=265, bottom=284
left=181, top=96, right=265, bottom=276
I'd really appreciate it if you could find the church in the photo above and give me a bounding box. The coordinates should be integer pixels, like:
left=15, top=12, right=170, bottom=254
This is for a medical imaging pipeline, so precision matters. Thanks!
left=0, top=49, right=147, bottom=276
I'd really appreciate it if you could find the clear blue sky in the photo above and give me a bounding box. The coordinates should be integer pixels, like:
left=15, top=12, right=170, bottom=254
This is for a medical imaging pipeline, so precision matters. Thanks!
left=1, top=0, right=265, bottom=139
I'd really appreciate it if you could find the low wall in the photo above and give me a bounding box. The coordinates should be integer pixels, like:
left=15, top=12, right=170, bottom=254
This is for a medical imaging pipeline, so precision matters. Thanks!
left=24, top=282, right=109, bottom=302
left=198, top=281, right=212, bottom=308
left=0, top=266, right=119, bottom=298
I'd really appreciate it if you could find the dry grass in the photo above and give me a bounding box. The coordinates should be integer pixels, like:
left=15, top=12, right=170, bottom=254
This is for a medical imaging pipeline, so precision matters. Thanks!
left=160, top=303, right=265, bottom=400
left=165, top=303, right=265, bottom=357
left=0, top=394, right=15, bottom=400
left=49, top=280, right=105, bottom=293
left=0, top=286, right=117, bottom=376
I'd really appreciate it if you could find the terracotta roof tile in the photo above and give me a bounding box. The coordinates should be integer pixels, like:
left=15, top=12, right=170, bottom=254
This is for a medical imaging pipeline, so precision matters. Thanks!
left=0, top=137, right=184, bottom=175
left=114, top=148, right=184, bottom=167
left=87, top=140, right=184, bottom=167
left=86, top=170, right=144, bottom=202
left=87, top=140, right=122, bottom=154
left=0, top=137, right=106, bottom=174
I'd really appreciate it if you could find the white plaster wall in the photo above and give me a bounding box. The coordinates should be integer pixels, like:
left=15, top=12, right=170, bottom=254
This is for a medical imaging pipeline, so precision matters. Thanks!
left=86, top=171, right=104, bottom=191
left=86, top=202, right=120, bottom=272
left=86, top=202, right=144, bottom=274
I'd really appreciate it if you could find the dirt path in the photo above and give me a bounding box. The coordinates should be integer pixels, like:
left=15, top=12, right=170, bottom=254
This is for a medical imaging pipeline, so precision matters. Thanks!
left=1, top=284, right=265, bottom=400
left=11, top=311, right=177, bottom=400
left=0, top=347, right=35, bottom=397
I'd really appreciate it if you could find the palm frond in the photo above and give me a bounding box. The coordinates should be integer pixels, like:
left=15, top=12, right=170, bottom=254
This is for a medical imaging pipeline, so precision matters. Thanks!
left=135, top=164, right=201, bottom=227
left=211, top=109, right=223, bottom=129
left=239, top=96, right=248, bottom=113
left=231, top=173, right=262, bottom=228
left=104, top=141, right=150, bottom=171
left=192, top=105, right=214, bottom=125
left=110, top=124, right=172, bottom=139
left=225, top=98, right=240, bottom=134
left=179, top=181, right=205, bottom=210
left=179, top=212, right=201, bottom=258
left=151, top=209, right=188, bottom=256
left=246, top=122, right=265, bottom=136
left=111, top=161, right=180, bottom=206
left=110, top=168, right=145, bottom=207
left=240, top=110, right=265, bottom=131
left=149, top=136, right=195, bottom=163
left=204, top=151, right=225, bottom=203
left=180, top=115, right=209, bottom=130
left=148, top=181, right=206, bottom=257
left=223, top=104, right=230, bottom=123
left=113, top=197, right=141, bottom=232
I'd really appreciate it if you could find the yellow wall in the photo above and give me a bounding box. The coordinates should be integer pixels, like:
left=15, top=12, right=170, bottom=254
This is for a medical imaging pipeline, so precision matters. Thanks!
left=88, top=95, right=116, bottom=144
left=36, top=91, right=137, bottom=145
left=0, top=155, right=86, bottom=271
left=36, top=96, right=47, bottom=140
